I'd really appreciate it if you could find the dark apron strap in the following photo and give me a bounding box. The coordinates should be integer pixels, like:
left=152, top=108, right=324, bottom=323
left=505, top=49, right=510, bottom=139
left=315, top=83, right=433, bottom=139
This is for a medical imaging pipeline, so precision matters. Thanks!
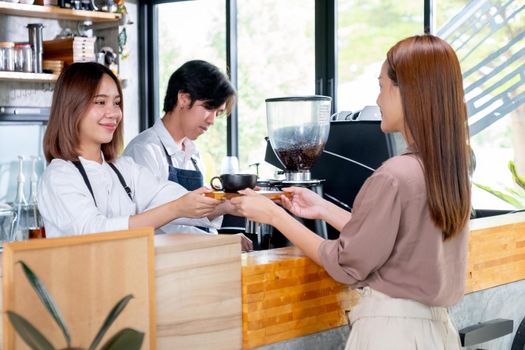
left=162, top=142, right=199, bottom=172
left=162, top=142, right=174, bottom=167
left=72, top=160, right=97, bottom=207
left=72, top=160, right=133, bottom=207
left=190, top=157, right=201, bottom=173
left=107, top=163, right=133, bottom=201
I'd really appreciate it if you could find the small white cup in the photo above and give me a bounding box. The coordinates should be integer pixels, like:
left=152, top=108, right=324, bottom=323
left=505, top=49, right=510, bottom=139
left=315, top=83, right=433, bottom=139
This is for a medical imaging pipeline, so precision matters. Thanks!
left=220, top=156, right=239, bottom=174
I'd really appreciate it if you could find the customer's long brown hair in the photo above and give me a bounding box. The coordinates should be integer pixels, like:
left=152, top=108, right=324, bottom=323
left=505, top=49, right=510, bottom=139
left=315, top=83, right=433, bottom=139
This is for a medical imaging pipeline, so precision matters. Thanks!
left=386, top=35, right=471, bottom=240
left=43, top=62, right=124, bottom=163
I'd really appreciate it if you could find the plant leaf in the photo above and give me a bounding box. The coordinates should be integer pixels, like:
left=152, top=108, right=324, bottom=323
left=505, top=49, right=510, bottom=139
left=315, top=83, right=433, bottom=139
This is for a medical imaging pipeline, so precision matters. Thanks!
left=503, top=187, right=525, bottom=207
left=7, top=311, right=55, bottom=350
left=509, top=161, right=525, bottom=192
left=473, top=183, right=525, bottom=209
left=88, top=294, right=134, bottom=350
left=99, top=328, right=144, bottom=350
left=19, top=261, right=71, bottom=347
left=505, top=186, right=524, bottom=197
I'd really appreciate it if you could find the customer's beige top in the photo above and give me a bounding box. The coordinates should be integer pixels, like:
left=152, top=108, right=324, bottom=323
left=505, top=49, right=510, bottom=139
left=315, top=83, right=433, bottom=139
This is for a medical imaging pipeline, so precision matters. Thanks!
left=318, top=149, right=468, bottom=307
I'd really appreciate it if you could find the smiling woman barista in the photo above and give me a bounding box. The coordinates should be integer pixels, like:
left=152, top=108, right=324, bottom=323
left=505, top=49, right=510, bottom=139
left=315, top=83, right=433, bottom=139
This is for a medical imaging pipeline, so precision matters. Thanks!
left=124, top=60, right=252, bottom=250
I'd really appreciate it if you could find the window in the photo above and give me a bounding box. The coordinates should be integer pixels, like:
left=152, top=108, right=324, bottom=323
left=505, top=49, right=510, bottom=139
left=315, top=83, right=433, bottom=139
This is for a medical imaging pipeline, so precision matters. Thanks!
left=337, top=0, right=423, bottom=113
left=150, top=1, right=525, bottom=211
left=236, top=0, right=316, bottom=177
left=156, top=0, right=227, bottom=180
left=436, top=0, right=525, bottom=210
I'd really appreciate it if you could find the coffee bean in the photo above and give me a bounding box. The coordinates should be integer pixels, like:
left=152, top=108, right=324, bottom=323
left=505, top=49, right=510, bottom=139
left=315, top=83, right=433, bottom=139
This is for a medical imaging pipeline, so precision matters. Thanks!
left=275, top=143, right=324, bottom=170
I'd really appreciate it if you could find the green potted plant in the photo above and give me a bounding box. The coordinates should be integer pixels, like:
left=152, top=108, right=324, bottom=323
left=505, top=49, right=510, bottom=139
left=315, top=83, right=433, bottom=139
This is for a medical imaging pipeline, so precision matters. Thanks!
left=475, top=160, right=525, bottom=209
left=6, top=261, right=144, bottom=350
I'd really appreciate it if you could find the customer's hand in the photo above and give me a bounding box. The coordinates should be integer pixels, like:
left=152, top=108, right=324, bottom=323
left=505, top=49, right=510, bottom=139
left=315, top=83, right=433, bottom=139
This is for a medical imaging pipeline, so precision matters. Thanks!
left=281, top=186, right=325, bottom=220
left=175, top=187, right=221, bottom=218
left=231, top=188, right=282, bottom=225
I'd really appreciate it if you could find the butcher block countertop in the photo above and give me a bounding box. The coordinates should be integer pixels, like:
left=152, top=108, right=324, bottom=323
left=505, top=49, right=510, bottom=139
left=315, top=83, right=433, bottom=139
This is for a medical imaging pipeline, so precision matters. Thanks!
left=241, top=212, right=525, bottom=349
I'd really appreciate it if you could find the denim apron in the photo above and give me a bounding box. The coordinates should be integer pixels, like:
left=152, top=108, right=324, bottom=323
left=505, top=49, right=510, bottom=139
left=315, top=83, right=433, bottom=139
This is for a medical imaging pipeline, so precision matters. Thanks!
left=162, top=143, right=210, bottom=232
left=162, top=144, right=203, bottom=191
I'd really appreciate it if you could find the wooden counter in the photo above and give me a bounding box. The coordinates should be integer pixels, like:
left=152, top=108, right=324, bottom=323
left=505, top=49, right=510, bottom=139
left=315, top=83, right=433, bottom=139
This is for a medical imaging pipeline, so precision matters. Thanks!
left=155, top=233, right=242, bottom=349
left=242, top=247, right=358, bottom=349
left=0, top=212, right=523, bottom=349
left=466, top=212, right=525, bottom=292
left=0, top=232, right=242, bottom=350
left=241, top=212, right=525, bottom=349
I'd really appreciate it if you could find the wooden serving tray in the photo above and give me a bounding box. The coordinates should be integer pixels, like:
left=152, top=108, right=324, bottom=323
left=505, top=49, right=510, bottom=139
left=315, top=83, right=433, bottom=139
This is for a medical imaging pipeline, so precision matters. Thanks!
left=204, top=191, right=292, bottom=200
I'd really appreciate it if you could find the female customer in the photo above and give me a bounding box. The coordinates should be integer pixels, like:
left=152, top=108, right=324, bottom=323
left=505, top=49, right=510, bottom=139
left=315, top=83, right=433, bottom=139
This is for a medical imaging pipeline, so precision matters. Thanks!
left=231, top=34, right=471, bottom=349
left=39, top=62, right=225, bottom=238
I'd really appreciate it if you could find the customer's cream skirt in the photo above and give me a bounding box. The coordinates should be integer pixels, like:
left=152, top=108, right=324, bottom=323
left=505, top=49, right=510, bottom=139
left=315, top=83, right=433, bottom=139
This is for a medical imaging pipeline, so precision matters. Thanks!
left=345, top=287, right=461, bottom=350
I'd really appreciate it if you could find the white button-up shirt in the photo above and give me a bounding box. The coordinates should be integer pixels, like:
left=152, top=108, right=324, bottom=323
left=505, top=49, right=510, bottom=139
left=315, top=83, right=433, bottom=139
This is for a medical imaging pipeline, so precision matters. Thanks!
left=123, top=119, right=206, bottom=181
left=38, top=155, right=219, bottom=238
left=123, top=119, right=223, bottom=233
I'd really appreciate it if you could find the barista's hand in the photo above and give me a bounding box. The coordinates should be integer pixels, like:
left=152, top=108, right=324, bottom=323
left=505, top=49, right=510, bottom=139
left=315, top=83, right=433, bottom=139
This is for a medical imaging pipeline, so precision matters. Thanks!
left=238, top=233, right=254, bottom=252
left=231, top=188, right=284, bottom=225
left=174, top=187, right=221, bottom=218
left=281, top=186, right=325, bottom=220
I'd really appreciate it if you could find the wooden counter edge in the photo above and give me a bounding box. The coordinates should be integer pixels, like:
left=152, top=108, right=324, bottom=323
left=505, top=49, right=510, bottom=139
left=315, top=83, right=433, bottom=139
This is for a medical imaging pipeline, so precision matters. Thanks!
left=155, top=232, right=241, bottom=253
left=240, top=212, right=525, bottom=349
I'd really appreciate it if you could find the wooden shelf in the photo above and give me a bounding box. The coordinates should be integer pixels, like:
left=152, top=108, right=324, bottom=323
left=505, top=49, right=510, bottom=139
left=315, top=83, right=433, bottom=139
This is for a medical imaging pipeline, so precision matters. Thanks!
left=0, top=71, right=128, bottom=84
left=0, top=71, right=58, bottom=82
left=0, top=2, right=121, bottom=23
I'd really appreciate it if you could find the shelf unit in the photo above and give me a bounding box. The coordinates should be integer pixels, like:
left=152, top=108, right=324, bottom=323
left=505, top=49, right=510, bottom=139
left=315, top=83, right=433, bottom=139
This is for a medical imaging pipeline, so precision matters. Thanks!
left=0, top=2, right=121, bottom=23
left=0, top=71, right=128, bottom=86
left=0, top=2, right=122, bottom=83
left=0, top=71, right=58, bottom=82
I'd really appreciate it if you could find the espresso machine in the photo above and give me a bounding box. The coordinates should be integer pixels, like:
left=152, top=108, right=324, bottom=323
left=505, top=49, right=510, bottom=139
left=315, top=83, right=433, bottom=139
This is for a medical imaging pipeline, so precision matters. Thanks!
left=245, top=96, right=332, bottom=249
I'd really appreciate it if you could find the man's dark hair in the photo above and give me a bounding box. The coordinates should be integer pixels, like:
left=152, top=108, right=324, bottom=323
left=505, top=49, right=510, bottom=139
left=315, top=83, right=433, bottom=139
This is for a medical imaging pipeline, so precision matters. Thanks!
left=163, top=60, right=236, bottom=114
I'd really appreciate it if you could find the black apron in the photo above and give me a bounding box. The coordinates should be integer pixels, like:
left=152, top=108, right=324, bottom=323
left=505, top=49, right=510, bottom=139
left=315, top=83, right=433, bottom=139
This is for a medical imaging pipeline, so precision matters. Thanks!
left=162, top=143, right=204, bottom=191
left=72, top=161, right=132, bottom=207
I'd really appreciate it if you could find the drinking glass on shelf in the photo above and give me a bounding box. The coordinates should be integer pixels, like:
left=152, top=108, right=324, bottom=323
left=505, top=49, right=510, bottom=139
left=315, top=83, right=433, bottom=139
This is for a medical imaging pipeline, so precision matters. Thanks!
left=14, top=43, right=33, bottom=73
left=220, top=156, right=239, bottom=174
left=0, top=42, right=15, bottom=72
left=0, top=204, right=15, bottom=243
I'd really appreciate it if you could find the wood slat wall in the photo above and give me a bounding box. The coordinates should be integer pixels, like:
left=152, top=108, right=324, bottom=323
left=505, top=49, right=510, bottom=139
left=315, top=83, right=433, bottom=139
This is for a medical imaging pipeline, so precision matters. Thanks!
left=466, top=213, right=525, bottom=293
left=242, top=249, right=358, bottom=349
left=242, top=212, right=525, bottom=349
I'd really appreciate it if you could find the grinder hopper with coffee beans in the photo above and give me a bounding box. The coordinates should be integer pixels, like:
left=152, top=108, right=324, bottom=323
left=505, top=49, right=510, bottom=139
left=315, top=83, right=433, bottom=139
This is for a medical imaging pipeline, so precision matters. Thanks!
left=244, top=96, right=332, bottom=249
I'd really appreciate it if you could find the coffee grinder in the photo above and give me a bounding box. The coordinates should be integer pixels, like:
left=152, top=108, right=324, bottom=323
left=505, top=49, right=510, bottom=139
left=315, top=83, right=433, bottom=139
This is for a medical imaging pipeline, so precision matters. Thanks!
left=246, top=96, right=332, bottom=249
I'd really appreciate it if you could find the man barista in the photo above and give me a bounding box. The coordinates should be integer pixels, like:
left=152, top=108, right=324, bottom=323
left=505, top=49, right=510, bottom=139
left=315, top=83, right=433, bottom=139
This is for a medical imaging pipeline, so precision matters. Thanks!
left=124, top=60, right=253, bottom=250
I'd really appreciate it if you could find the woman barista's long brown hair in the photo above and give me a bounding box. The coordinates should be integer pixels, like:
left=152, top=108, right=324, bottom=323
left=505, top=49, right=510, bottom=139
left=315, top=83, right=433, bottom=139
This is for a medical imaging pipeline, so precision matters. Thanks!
left=386, top=35, right=471, bottom=240
left=43, top=62, right=124, bottom=163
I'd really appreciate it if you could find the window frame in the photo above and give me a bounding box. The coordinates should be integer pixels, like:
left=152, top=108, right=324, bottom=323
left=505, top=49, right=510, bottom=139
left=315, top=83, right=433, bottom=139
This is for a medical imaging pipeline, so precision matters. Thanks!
left=138, top=0, right=433, bottom=154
